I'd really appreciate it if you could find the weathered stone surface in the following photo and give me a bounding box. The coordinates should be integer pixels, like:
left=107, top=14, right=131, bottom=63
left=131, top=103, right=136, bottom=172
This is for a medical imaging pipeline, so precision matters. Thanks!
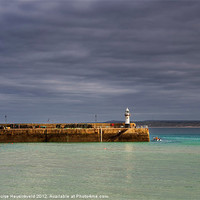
left=0, top=127, right=150, bottom=143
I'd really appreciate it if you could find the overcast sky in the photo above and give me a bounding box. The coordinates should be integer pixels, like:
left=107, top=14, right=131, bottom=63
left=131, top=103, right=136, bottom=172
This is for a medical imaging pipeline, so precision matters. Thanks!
left=0, top=0, right=200, bottom=123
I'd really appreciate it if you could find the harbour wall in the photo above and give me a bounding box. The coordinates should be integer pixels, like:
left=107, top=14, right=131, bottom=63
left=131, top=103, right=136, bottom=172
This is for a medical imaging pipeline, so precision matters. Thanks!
left=0, top=128, right=150, bottom=143
left=0, top=122, right=136, bottom=129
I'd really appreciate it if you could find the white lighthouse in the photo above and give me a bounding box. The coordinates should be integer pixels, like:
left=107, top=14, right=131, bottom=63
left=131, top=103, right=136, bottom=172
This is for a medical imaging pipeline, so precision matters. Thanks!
left=125, top=108, right=131, bottom=128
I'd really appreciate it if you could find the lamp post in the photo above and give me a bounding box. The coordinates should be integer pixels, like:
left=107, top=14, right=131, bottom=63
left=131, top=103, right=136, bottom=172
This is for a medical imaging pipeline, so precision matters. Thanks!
left=5, top=115, right=7, bottom=124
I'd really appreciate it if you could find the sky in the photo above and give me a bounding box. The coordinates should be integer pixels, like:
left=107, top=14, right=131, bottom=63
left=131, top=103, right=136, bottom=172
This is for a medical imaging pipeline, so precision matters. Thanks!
left=0, top=0, right=200, bottom=123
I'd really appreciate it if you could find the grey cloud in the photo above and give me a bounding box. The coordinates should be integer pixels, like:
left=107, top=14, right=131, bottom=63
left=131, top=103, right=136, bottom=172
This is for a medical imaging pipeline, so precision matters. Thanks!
left=0, top=0, right=200, bottom=122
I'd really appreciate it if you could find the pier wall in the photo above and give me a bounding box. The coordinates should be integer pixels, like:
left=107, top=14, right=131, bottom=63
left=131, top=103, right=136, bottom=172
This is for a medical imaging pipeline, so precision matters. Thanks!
left=0, top=128, right=150, bottom=143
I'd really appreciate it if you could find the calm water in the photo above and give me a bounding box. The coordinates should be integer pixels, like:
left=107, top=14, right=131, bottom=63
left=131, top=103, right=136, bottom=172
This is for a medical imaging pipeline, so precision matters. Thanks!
left=0, top=128, right=200, bottom=200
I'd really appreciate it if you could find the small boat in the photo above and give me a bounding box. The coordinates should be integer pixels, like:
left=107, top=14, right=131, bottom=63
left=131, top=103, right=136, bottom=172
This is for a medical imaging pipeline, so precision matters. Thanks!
left=152, top=137, right=162, bottom=142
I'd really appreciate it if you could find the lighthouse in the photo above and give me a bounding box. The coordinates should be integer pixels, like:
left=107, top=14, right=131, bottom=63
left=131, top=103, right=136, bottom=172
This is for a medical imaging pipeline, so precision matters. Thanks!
left=125, top=108, right=131, bottom=128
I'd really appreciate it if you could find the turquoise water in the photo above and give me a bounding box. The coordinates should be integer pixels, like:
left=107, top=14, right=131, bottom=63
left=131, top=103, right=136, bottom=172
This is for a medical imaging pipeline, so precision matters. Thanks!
left=0, top=128, right=200, bottom=200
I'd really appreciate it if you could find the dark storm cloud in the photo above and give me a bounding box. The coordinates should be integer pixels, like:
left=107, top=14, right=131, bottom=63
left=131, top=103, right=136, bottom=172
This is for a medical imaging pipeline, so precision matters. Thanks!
left=0, top=0, right=200, bottom=122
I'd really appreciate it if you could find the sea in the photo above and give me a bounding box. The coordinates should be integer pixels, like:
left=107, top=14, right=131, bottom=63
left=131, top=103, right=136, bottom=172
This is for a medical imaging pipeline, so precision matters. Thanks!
left=0, top=128, right=200, bottom=200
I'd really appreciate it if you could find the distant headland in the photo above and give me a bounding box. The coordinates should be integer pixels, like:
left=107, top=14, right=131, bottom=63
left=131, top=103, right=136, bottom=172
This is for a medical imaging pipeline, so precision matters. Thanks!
left=106, top=120, right=200, bottom=128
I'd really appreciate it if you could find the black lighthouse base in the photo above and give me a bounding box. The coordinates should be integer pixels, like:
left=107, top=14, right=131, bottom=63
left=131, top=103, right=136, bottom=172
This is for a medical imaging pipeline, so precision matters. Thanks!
left=125, top=124, right=130, bottom=128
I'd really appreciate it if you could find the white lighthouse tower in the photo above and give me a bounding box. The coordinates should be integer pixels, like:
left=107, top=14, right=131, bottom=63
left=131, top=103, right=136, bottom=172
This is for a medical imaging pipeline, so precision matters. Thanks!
left=125, top=108, right=131, bottom=128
